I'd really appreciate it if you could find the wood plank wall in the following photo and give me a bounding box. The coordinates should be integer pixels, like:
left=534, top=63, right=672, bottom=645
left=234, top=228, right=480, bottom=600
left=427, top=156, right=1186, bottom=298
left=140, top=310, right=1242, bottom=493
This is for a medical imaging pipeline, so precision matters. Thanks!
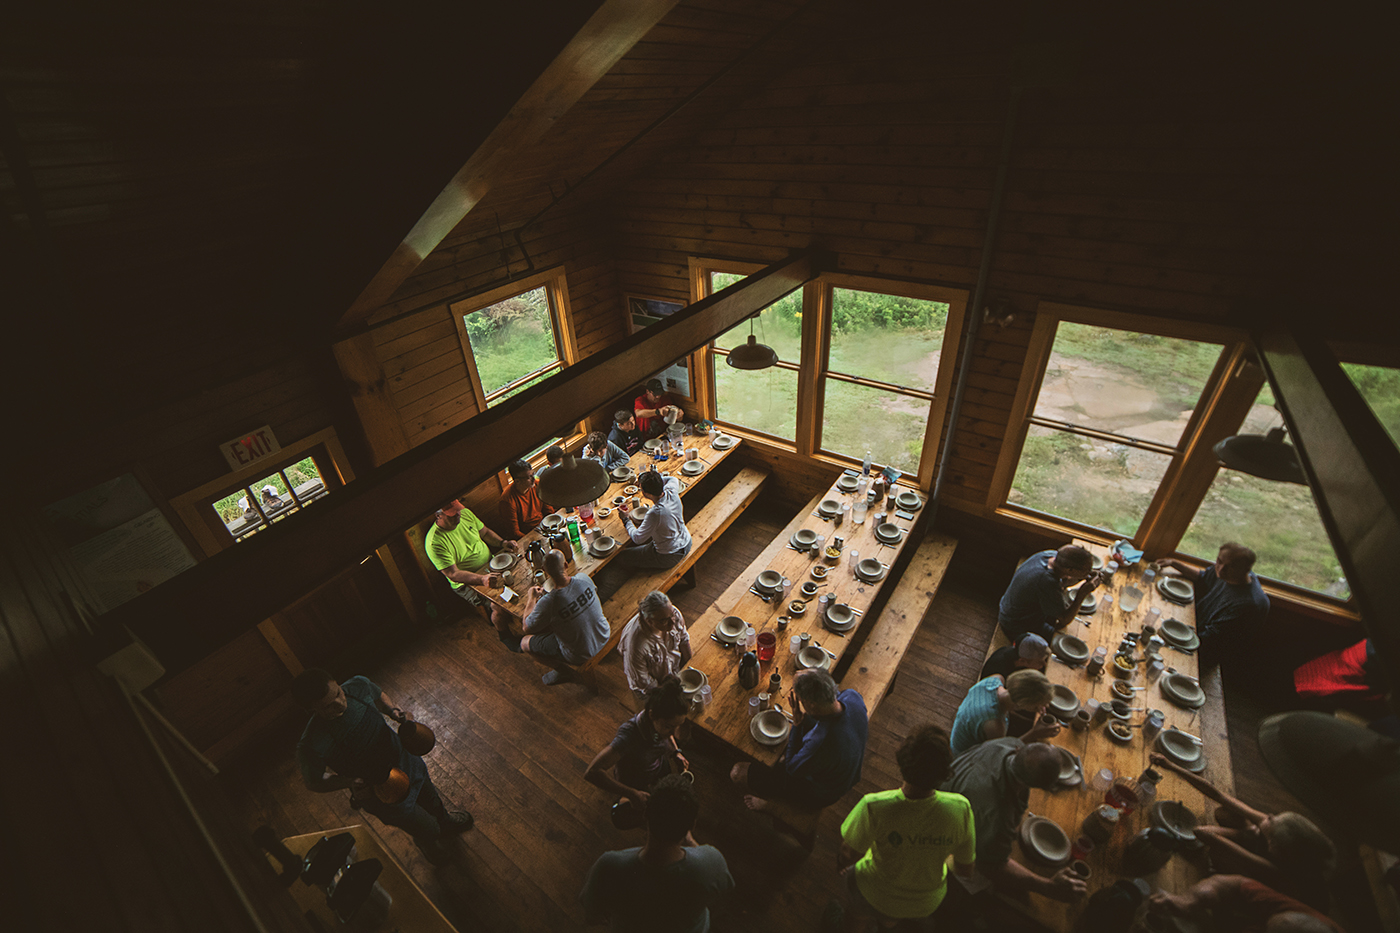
left=609, top=11, right=1380, bottom=514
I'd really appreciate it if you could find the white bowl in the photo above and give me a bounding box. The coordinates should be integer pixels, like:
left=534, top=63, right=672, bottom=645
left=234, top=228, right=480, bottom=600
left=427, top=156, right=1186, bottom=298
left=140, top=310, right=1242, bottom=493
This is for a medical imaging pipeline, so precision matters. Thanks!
left=757, top=570, right=783, bottom=591
left=895, top=491, right=922, bottom=510
left=818, top=498, right=842, bottom=515
left=827, top=603, right=854, bottom=626
left=874, top=522, right=901, bottom=542
left=1053, top=634, right=1090, bottom=663
left=797, top=646, right=828, bottom=670
left=857, top=558, right=884, bottom=578
left=755, top=709, right=788, bottom=739
left=811, top=565, right=829, bottom=579
left=794, top=528, right=818, bottom=547
left=488, top=553, right=515, bottom=571
left=717, top=616, right=746, bottom=640
left=678, top=668, right=707, bottom=693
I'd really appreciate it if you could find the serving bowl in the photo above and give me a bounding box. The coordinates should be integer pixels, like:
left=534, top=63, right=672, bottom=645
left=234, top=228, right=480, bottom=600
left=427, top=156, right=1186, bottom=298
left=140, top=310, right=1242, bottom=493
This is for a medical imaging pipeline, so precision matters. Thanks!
left=1106, top=720, right=1134, bottom=743
left=789, top=600, right=807, bottom=616
left=800, top=581, right=819, bottom=598
left=810, top=565, right=830, bottom=579
left=1019, top=816, right=1072, bottom=866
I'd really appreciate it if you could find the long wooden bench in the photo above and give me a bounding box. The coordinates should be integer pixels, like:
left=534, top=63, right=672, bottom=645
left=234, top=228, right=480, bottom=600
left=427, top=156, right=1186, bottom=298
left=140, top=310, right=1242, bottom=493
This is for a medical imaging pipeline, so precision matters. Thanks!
left=587, top=466, right=770, bottom=694
left=839, top=531, right=959, bottom=713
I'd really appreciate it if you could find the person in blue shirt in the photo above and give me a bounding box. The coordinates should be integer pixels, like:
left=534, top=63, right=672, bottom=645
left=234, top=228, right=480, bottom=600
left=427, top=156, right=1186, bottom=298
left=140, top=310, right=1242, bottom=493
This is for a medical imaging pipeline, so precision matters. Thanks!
left=1156, top=542, right=1270, bottom=664
left=293, top=669, right=472, bottom=865
left=585, top=430, right=632, bottom=470
left=998, top=545, right=1102, bottom=642
left=729, top=670, right=868, bottom=843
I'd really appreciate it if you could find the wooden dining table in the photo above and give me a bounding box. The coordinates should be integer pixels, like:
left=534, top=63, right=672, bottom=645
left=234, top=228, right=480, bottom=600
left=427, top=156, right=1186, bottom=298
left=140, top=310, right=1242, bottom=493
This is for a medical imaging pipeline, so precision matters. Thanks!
left=1000, top=541, right=1234, bottom=931
left=467, top=430, right=743, bottom=616
left=686, top=473, right=924, bottom=762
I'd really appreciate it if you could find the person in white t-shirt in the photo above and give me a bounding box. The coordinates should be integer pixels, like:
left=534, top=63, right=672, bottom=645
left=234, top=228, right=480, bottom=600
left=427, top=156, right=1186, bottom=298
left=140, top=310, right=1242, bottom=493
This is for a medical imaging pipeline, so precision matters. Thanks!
left=619, top=591, right=692, bottom=707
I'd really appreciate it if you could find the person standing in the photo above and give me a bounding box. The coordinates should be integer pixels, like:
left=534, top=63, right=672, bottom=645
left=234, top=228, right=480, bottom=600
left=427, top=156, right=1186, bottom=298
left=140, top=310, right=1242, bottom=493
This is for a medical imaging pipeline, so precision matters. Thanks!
left=832, top=725, right=976, bottom=931
left=293, top=669, right=472, bottom=865
left=615, top=470, right=692, bottom=571
left=580, top=773, right=734, bottom=932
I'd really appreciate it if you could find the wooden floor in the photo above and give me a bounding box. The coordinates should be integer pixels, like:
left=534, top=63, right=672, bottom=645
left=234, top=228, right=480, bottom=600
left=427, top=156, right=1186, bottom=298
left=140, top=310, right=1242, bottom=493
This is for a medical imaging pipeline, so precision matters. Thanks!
left=223, top=496, right=1378, bottom=932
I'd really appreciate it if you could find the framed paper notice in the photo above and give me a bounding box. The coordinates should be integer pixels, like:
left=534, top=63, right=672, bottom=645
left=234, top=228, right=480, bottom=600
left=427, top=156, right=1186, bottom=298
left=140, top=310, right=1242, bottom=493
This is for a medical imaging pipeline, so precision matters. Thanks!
left=43, top=474, right=199, bottom=611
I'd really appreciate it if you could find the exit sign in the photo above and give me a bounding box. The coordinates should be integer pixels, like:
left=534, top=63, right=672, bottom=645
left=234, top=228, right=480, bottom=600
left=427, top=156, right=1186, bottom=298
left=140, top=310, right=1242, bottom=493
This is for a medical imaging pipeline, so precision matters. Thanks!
left=220, top=425, right=281, bottom=472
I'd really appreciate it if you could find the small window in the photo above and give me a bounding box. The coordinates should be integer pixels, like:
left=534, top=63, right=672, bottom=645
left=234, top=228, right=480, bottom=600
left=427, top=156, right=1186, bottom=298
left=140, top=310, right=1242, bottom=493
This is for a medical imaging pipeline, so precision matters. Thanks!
left=461, top=285, right=564, bottom=407
left=1009, top=322, right=1224, bottom=537
left=213, top=455, right=327, bottom=542
left=820, top=288, right=949, bottom=475
left=1178, top=382, right=1347, bottom=597
left=709, top=270, right=803, bottom=441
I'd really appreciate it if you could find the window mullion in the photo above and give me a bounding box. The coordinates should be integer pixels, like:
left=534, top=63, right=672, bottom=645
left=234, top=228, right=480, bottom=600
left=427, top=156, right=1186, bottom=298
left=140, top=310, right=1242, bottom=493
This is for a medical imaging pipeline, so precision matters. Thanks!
left=1024, top=417, right=1177, bottom=457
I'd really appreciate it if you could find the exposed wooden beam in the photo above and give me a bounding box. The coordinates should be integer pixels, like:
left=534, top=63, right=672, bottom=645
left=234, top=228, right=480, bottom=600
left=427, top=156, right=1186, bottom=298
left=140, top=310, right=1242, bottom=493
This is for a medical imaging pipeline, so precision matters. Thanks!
left=97, top=251, right=826, bottom=671
left=337, top=0, right=680, bottom=330
left=1256, top=330, right=1400, bottom=688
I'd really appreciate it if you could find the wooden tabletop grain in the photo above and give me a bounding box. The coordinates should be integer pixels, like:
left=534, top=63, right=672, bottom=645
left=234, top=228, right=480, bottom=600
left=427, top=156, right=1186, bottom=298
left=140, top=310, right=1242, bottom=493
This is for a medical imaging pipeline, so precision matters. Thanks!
left=468, top=431, right=742, bottom=616
left=1000, top=541, right=1235, bottom=930
left=686, top=474, right=923, bottom=763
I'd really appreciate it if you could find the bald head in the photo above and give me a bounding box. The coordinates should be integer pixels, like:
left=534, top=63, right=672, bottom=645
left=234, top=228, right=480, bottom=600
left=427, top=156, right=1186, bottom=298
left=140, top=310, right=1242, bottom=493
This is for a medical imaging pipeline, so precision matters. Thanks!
left=1010, top=742, right=1062, bottom=789
left=543, top=549, right=568, bottom=582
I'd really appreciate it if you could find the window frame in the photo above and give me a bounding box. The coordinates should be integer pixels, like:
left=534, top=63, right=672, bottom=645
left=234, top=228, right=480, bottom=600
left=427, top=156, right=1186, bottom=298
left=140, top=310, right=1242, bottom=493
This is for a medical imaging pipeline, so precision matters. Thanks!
left=689, top=258, right=968, bottom=487
left=450, top=267, right=579, bottom=411
left=170, top=427, right=355, bottom=556
left=987, top=301, right=1357, bottom=615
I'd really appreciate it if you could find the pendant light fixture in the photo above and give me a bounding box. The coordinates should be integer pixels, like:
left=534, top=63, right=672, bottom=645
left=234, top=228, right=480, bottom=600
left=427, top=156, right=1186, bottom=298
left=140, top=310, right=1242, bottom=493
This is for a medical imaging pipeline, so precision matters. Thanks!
left=536, top=453, right=611, bottom=507
left=725, top=317, right=779, bottom=371
left=1212, top=426, right=1307, bottom=485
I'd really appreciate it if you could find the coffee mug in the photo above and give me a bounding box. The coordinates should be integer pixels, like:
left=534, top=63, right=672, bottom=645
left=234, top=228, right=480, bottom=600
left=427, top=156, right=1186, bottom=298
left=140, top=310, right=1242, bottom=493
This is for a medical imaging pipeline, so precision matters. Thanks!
left=1070, top=859, right=1091, bottom=880
left=1072, top=709, right=1092, bottom=731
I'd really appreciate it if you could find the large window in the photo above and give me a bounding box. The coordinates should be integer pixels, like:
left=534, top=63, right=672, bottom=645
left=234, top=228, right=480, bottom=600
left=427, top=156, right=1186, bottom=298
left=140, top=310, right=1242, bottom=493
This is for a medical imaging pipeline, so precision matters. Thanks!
left=452, top=268, right=576, bottom=410
left=995, top=305, right=1350, bottom=602
left=693, top=261, right=966, bottom=483
left=821, top=288, right=948, bottom=475
left=1009, top=322, right=1222, bottom=537
left=709, top=270, right=803, bottom=441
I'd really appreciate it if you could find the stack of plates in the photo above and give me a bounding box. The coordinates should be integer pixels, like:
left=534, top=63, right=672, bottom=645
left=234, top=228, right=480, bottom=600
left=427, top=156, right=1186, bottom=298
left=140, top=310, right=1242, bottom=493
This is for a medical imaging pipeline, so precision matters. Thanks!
left=1156, top=728, right=1207, bottom=772
left=755, top=570, right=783, bottom=594
left=751, top=709, right=791, bottom=746
left=825, top=603, right=857, bottom=632
left=1161, top=672, right=1207, bottom=710
left=790, top=528, right=819, bottom=550
left=836, top=474, right=859, bottom=493
left=874, top=522, right=903, bottom=544
left=540, top=514, right=565, bottom=533
left=644, top=438, right=665, bottom=452
left=1052, top=634, right=1090, bottom=663
left=895, top=491, right=922, bottom=511
left=796, top=645, right=831, bottom=672
left=678, top=668, right=708, bottom=694
left=1077, top=593, right=1098, bottom=614
left=1160, top=617, right=1199, bottom=650
left=589, top=535, right=617, bottom=558
left=611, top=466, right=635, bottom=483
left=713, top=615, right=746, bottom=645
left=855, top=558, right=887, bottom=582
left=817, top=498, right=842, bottom=517
left=711, top=434, right=736, bottom=450
left=488, top=553, right=516, bottom=572
left=1158, top=576, right=1194, bottom=604
left=1049, top=684, right=1080, bottom=720
left=1018, top=816, right=1072, bottom=867
left=681, top=460, right=705, bottom=476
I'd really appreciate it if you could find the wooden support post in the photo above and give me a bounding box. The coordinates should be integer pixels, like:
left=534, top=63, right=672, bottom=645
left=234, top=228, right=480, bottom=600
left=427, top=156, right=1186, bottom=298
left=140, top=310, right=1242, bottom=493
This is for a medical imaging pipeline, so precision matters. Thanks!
left=332, top=332, right=410, bottom=466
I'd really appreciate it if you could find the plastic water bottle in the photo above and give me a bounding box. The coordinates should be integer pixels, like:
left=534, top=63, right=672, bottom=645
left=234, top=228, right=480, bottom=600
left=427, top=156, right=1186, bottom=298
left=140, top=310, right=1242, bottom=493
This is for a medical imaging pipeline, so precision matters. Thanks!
left=862, top=450, right=872, bottom=476
left=567, top=516, right=582, bottom=551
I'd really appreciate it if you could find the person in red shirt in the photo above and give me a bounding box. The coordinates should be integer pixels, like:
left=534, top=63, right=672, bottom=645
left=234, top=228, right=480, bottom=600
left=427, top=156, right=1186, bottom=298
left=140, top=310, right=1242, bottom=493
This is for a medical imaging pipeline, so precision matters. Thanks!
left=633, top=378, right=678, bottom=439
left=499, top=459, right=553, bottom=539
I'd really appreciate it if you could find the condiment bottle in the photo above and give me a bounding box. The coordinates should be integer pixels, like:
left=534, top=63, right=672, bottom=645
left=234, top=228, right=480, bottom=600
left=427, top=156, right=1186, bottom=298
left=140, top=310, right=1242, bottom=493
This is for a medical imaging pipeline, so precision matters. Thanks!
left=738, top=652, right=761, bottom=689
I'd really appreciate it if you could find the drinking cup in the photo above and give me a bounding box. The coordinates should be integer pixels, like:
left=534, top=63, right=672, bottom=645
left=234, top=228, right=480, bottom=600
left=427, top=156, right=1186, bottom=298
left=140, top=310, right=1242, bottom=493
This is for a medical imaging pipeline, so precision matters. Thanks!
left=748, top=696, right=761, bottom=713
left=790, top=635, right=802, bottom=654
left=1073, top=709, right=1092, bottom=732
left=533, top=571, right=545, bottom=587
left=1070, top=860, right=1091, bottom=880
left=758, top=692, right=771, bottom=709
left=698, top=685, right=712, bottom=708
left=800, top=632, right=812, bottom=650
left=686, top=448, right=698, bottom=462
left=501, top=570, right=512, bottom=586
left=1071, top=835, right=1096, bottom=861
left=1090, top=768, right=1114, bottom=793
left=631, top=496, right=641, bottom=510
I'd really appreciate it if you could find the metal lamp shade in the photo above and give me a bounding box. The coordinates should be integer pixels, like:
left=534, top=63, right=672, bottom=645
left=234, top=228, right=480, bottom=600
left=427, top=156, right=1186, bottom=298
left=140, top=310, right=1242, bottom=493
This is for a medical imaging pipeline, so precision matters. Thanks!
left=1213, top=427, right=1306, bottom=484
left=537, top=454, right=610, bottom=507
left=726, top=334, right=779, bottom=370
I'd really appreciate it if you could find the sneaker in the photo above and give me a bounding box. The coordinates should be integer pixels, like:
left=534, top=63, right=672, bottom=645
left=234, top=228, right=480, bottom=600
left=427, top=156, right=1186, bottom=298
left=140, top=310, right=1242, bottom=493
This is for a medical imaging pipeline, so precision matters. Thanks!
left=541, top=670, right=567, bottom=686
left=440, top=810, right=474, bottom=834
left=416, top=838, right=453, bottom=865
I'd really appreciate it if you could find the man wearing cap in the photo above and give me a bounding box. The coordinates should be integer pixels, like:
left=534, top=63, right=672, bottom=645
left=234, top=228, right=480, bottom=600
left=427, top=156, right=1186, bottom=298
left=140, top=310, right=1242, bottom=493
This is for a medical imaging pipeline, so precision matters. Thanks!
left=980, top=633, right=1050, bottom=681
left=498, top=459, right=553, bottom=540
left=293, top=668, right=472, bottom=865
left=998, top=544, right=1102, bottom=642
left=634, top=378, right=679, bottom=440
left=425, top=498, right=515, bottom=627
left=941, top=738, right=1087, bottom=902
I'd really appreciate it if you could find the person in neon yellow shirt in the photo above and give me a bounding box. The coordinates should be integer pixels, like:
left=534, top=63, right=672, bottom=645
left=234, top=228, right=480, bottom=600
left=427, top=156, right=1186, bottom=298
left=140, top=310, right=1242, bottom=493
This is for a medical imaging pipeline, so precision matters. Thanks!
left=834, top=725, right=975, bottom=929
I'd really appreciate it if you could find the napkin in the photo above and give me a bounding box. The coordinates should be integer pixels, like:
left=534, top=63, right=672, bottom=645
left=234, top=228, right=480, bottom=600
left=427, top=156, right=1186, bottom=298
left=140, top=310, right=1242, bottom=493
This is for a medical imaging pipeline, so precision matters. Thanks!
left=1112, top=540, right=1144, bottom=564
left=501, top=586, right=518, bottom=602
left=880, top=465, right=901, bottom=485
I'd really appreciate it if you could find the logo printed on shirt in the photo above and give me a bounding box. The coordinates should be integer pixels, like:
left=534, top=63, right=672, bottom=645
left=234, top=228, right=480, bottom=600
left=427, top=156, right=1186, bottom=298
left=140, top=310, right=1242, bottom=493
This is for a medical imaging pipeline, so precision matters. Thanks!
left=887, top=829, right=955, bottom=847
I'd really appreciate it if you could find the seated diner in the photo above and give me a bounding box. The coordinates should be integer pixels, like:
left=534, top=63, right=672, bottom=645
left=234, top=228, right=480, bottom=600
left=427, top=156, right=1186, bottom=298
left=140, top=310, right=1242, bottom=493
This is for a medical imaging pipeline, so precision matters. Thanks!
left=998, top=544, right=1102, bottom=642
left=633, top=377, right=679, bottom=440
left=498, top=458, right=552, bottom=540
left=615, top=469, right=692, bottom=571
left=425, top=497, right=514, bottom=627
left=584, top=429, right=631, bottom=471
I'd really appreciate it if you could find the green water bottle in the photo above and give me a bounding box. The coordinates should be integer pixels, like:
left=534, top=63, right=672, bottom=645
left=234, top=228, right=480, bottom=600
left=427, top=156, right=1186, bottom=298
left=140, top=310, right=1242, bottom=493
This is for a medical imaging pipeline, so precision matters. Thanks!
left=567, top=515, right=582, bottom=552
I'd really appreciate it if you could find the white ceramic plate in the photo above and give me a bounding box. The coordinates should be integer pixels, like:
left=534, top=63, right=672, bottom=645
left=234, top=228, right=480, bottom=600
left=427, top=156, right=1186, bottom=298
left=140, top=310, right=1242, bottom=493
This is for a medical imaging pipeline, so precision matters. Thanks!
left=711, top=435, right=735, bottom=450
left=836, top=475, right=859, bottom=492
left=681, top=460, right=705, bottom=476
left=644, top=438, right=664, bottom=451
left=874, top=522, right=902, bottom=543
left=1158, top=576, right=1194, bottom=603
left=1019, top=816, right=1072, bottom=866
left=1157, top=728, right=1203, bottom=764
left=751, top=710, right=791, bottom=745
left=488, top=553, right=516, bottom=572
left=895, top=491, right=922, bottom=510
left=818, top=498, right=842, bottom=516
left=678, top=668, right=707, bottom=693
left=1052, top=634, right=1090, bottom=663
left=540, top=514, right=565, bottom=531
left=589, top=536, right=617, bottom=557
left=827, top=603, right=855, bottom=626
